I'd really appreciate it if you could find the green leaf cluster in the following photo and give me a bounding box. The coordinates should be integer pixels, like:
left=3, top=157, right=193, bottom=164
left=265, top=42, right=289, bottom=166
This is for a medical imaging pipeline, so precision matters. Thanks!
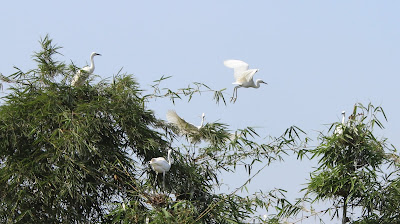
left=0, top=36, right=303, bottom=224
left=303, top=104, right=397, bottom=223
left=0, top=36, right=167, bottom=223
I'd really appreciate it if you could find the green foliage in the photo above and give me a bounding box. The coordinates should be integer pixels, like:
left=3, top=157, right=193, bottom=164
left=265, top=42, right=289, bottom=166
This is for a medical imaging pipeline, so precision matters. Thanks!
left=3, top=36, right=400, bottom=224
left=0, top=36, right=307, bottom=223
left=4, top=36, right=399, bottom=224
left=279, top=103, right=399, bottom=223
left=307, top=104, right=390, bottom=202
left=0, top=36, right=167, bottom=223
left=352, top=170, right=400, bottom=223
left=148, top=75, right=227, bottom=105
left=108, top=124, right=305, bottom=223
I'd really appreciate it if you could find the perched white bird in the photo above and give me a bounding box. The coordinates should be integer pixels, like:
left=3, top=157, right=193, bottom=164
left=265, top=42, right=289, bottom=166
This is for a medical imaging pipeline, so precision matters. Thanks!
left=334, top=111, right=346, bottom=135
left=149, top=149, right=173, bottom=187
left=71, top=52, right=101, bottom=86
left=224, top=59, right=267, bottom=102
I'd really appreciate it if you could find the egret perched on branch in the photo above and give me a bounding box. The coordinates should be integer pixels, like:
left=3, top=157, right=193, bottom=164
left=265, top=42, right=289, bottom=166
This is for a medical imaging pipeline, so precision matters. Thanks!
left=71, top=52, right=101, bottom=86
left=166, top=110, right=205, bottom=143
left=149, top=149, right=173, bottom=187
left=224, top=59, right=267, bottom=102
left=334, top=111, right=346, bottom=135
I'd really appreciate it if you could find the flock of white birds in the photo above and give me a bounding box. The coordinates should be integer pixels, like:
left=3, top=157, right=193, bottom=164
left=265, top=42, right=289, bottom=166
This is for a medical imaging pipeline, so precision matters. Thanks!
left=73, top=51, right=348, bottom=193
left=72, top=52, right=269, bottom=187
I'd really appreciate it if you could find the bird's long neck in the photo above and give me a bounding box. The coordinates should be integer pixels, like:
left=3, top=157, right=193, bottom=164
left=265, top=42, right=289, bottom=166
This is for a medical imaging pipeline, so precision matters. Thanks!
left=199, top=114, right=205, bottom=128
left=89, top=54, right=95, bottom=72
left=341, top=113, right=345, bottom=124
left=254, top=79, right=263, bottom=88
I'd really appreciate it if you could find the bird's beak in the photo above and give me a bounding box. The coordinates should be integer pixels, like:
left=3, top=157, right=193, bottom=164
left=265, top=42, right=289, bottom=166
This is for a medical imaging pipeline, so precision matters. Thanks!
left=96, top=53, right=102, bottom=56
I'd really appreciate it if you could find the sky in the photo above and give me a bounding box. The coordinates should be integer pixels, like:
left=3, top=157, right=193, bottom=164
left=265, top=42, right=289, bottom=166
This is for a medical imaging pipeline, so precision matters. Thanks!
left=1, top=1, right=400, bottom=223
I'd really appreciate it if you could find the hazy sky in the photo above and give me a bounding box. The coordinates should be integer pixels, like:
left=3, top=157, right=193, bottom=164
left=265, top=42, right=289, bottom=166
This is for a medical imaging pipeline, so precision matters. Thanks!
left=1, top=1, right=399, bottom=223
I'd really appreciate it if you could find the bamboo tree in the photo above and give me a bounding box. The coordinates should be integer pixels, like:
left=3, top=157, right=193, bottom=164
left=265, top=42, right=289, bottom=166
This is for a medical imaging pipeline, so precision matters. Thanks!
left=303, top=103, right=395, bottom=223
left=0, top=36, right=308, bottom=223
left=0, top=35, right=168, bottom=223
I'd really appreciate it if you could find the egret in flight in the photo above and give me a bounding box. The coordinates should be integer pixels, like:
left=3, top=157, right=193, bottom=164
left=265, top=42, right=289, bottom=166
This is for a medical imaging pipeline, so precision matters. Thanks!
left=334, top=111, right=346, bottom=135
left=224, top=59, right=267, bottom=102
left=149, top=149, right=173, bottom=187
left=71, top=52, right=101, bottom=86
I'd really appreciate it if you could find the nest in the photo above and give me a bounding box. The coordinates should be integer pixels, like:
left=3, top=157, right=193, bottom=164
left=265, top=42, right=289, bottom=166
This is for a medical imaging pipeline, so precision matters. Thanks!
left=148, top=193, right=168, bottom=207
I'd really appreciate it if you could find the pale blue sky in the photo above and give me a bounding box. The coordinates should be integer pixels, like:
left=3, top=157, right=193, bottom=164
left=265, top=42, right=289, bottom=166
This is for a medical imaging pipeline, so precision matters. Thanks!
left=1, top=1, right=399, bottom=223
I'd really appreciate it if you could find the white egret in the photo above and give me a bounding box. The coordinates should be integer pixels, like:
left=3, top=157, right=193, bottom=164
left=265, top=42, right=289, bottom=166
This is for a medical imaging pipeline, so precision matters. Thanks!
left=224, top=59, right=267, bottom=102
left=149, top=149, right=172, bottom=187
left=166, top=110, right=205, bottom=133
left=199, top=112, right=205, bottom=129
left=334, top=111, right=346, bottom=135
left=166, top=110, right=205, bottom=143
left=71, top=52, right=101, bottom=86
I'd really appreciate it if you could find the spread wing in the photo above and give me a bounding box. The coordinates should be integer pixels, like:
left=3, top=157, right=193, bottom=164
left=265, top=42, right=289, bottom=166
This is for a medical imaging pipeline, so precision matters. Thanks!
left=233, top=69, right=258, bottom=84
left=224, top=60, right=254, bottom=82
left=224, top=60, right=249, bottom=71
left=244, top=69, right=259, bottom=82
left=166, top=110, right=197, bottom=133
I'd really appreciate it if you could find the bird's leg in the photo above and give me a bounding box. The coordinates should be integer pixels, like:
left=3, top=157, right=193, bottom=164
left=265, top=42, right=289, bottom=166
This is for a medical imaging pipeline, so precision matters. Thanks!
left=231, top=86, right=239, bottom=103
left=162, top=172, right=166, bottom=190
left=230, top=87, right=237, bottom=103
left=153, top=172, right=158, bottom=187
